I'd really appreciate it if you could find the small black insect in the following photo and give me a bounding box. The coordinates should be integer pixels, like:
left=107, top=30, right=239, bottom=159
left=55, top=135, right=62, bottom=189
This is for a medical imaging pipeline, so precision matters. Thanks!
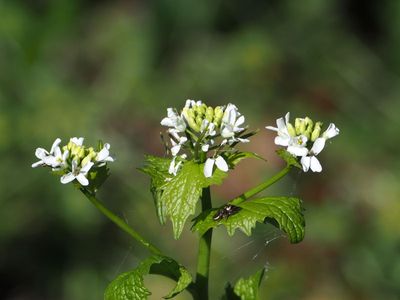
left=213, top=204, right=241, bottom=221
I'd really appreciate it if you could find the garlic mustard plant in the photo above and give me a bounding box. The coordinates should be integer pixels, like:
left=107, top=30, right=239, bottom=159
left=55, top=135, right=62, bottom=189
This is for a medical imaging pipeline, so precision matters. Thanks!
left=33, top=102, right=339, bottom=300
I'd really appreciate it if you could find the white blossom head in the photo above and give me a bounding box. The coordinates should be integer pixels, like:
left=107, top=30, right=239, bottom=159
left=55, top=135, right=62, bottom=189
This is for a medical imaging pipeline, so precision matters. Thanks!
left=32, top=138, right=114, bottom=189
left=266, top=113, right=339, bottom=172
left=161, top=100, right=253, bottom=178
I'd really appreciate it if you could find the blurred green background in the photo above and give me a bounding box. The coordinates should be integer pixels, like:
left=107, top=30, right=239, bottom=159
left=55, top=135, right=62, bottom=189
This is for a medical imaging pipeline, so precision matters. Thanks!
left=1, top=0, right=399, bottom=299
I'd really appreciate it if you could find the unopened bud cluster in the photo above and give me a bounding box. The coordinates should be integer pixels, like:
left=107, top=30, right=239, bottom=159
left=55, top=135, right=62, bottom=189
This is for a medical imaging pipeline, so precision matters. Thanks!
left=161, top=100, right=250, bottom=178
left=32, top=137, right=114, bottom=186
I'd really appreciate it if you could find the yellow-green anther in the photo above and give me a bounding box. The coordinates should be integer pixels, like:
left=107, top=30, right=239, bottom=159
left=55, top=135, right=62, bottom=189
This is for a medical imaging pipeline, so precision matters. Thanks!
left=311, top=122, right=322, bottom=142
left=205, top=106, right=214, bottom=122
left=287, top=122, right=296, bottom=136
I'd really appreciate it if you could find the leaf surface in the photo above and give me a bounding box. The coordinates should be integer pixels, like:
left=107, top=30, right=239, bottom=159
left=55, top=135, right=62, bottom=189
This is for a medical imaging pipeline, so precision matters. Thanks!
left=192, top=197, right=305, bottom=243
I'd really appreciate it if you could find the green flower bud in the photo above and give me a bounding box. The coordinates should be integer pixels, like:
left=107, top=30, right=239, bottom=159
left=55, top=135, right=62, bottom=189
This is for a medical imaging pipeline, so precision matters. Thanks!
left=205, top=106, right=214, bottom=122
left=195, top=116, right=203, bottom=127
left=295, top=118, right=306, bottom=135
left=81, top=154, right=92, bottom=167
left=186, top=115, right=200, bottom=132
left=213, top=106, right=224, bottom=126
left=287, top=122, right=296, bottom=136
left=311, top=122, right=322, bottom=142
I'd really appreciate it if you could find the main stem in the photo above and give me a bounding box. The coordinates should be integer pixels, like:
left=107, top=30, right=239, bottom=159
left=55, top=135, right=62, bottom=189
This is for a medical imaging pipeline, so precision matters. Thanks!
left=195, top=187, right=212, bottom=300
left=232, top=164, right=292, bottom=205
left=81, top=188, right=162, bottom=256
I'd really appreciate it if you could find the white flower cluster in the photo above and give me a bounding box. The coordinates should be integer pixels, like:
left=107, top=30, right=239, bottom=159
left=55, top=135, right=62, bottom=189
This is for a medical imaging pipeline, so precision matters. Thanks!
left=32, top=137, right=114, bottom=186
left=161, top=100, right=249, bottom=178
left=266, top=113, right=339, bottom=172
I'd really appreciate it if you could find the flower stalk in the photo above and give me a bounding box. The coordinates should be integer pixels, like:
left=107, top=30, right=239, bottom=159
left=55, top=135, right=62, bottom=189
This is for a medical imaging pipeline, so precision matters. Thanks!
left=80, top=188, right=163, bottom=256
left=231, top=164, right=292, bottom=205
left=195, top=187, right=212, bottom=300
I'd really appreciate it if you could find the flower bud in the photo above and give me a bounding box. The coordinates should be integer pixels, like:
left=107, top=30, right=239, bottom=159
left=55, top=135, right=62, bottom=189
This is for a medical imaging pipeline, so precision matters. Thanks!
left=295, top=118, right=306, bottom=135
left=205, top=106, right=214, bottom=122
left=213, top=106, right=224, bottom=126
left=304, top=117, right=314, bottom=139
left=311, top=122, right=322, bottom=142
left=287, top=122, right=296, bottom=136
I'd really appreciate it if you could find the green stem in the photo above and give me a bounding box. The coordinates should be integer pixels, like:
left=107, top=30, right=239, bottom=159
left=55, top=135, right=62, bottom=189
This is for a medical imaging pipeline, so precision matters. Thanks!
left=195, top=187, right=212, bottom=300
left=81, top=188, right=163, bottom=256
left=231, top=164, right=292, bottom=205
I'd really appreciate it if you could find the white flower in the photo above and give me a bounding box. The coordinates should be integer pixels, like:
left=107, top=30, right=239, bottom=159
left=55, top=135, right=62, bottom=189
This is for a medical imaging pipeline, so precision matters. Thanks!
left=300, top=124, right=339, bottom=172
left=32, top=138, right=62, bottom=168
left=300, top=138, right=325, bottom=172
left=200, top=119, right=216, bottom=137
left=287, top=135, right=309, bottom=157
left=185, top=99, right=202, bottom=108
left=60, top=160, right=94, bottom=186
left=70, top=137, right=84, bottom=146
left=221, top=104, right=246, bottom=139
left=161, top=108, right=186, bottom=132
left=322, top=123, right=340, bottom=139
left=96, top=143, right=114, bottom=166
left=168, top=154, right=186, bottom=176
left=204, top=155, right=228, bottom=178
left=265, top=112, right=293, bottom=147
left=169, top=130, right=188, bottom=156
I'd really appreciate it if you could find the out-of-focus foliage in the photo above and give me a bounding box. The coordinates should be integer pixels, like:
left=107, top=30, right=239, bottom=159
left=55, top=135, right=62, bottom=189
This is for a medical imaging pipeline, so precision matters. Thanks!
left=1, top=0, right=399, bottom=299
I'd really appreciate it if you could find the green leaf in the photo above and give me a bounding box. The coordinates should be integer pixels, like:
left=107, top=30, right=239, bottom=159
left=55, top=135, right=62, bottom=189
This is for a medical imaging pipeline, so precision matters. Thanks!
left=276, top=149, right=301, bottom=169
left=224, top=151, right=266, bottom=169
left=138, top=156, right=172, bottom=224
left=161, top=161, right=204, bottom=239
left=104, top=255, right=193, bottom=300
left=141, top=155, right=229, bottom=238
left=192, top=197, right=305, bottom=243
left=233, top=269, right=265, bottom=300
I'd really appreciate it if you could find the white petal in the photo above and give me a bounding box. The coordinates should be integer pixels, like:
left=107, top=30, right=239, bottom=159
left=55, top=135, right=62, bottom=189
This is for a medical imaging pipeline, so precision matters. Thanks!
left=238, top=138, right=250, bottom=143
left=265, top=126, right=278, bottom=132
left=171, top=145, right=181, bottom=156
left=70, top=137, right=84, bottom=146
left=43, top=156, right=57, bottom=166
left=81, top=162, right=94, bottom=173
left=50, top=138, right=62, bottom=154
left=62, top=150, right=70, bottom=160
left=276, top=117, right=286, bottom=132
left=275, top=136, right=290, bottom=146
left=323, top=123, right=339, bottom=139
left=311, top=138, right=326, bottom=155
left=97, top=147, right=110, bottom=161
left=215, top=156, right=229, bottom=172
left=161, top=117, right=174, bottom=127
left=221, top=126, right=234, bottom=138
left=76, top=174, right=89, bottom=186
left=310, top=156, right=322, bottom=172
left=300, top=156, right=311, bottom=172
left=32, top=161, right=44, bottom=168
left=60, top=173, right=75, bottom=184
left=235, top=115, right=245, bottom=127
left=53, top=147, right=62, bottom=158
left=287, top=145, right=309, bottom=157
left=284, top=112, right=290, bottom=124
left=201, top=144, right=209, bottom=152
left=35, top=148, right=49, bottom=159
left=204, top=158, right=215, bottom=178
left=168, top=158, right=177, bottom=175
